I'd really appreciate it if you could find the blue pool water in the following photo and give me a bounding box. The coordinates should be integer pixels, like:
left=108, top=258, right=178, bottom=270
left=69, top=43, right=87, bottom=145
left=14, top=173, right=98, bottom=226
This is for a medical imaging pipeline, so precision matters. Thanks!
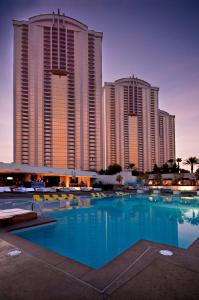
left=14, top=195, right=199, bottom=269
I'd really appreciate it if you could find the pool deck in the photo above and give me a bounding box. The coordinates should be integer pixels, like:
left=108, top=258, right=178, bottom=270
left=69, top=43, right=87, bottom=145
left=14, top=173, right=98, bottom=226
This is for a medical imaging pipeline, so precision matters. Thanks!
left=0, top=218, right=199, bottom=300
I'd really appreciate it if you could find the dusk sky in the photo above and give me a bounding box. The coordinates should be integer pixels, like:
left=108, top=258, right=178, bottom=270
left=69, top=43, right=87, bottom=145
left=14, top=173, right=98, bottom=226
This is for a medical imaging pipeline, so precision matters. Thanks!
left=0, top=0, right=199, bottom=164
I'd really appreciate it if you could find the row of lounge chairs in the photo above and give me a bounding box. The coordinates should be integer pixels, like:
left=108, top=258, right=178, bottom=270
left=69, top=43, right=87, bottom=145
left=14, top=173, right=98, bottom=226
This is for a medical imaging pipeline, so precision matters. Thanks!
left=91, top=192, right=106, bottom=198
left=33, top=191, right=132, bottom=202
left=115, top=192, right=130, bottom=196
left=91, top=191, right=130, bottom=198
left=33, top=192, right=130, bottom=203
left=33, top=194, right=92, bottom=209
left=33, top=194, right=77, bottom=202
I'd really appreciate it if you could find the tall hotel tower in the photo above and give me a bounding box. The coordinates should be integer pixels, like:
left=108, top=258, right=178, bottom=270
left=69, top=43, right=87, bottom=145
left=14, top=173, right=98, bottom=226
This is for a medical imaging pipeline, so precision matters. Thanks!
left=103, top=77, right=175, bottom=172
left=158, top=110, right=175, bottom=166
left=13, top=12, right=103, bottom=170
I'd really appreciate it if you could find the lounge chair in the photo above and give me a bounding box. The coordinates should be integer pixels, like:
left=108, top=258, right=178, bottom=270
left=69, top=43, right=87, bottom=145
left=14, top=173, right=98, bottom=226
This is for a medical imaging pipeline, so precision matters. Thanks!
left=93, top=193, right=98, bottom=198
left=97, top=192, right=105, bottom=198
left=91, top=192, right=99, bottom=198
left=116, top=192, right=123, bottom=196
left=120, top=192, right=129, bottom=195
left=44, top=194, right=54, bottom=201
left=67, top=194, right=78, bottom=200
left=52, top=194, right=59, bottom=200
left=100, top=192, right=106, bottom=197
left=33, top=194, right=43, bottom=202
left=61, top=194, right=68, bottom=200
left=92, top=192, right=104, bottom=198
left=59, top=194, right=68, bottom=200
left=52, top=194, right=65, bottom=201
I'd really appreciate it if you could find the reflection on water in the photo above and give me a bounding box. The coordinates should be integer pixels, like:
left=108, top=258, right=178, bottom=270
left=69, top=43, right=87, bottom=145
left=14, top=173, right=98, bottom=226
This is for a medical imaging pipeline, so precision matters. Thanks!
left=183, top=210, right=199, bottom=225
left=15, top=195, right=199, bottom=269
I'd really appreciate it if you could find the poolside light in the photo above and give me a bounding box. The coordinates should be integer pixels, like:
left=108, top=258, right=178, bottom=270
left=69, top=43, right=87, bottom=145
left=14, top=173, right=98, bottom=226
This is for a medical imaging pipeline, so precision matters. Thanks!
left=159, top=250, right=173, bottom=256
left=7, top=249, right=22, bottom=257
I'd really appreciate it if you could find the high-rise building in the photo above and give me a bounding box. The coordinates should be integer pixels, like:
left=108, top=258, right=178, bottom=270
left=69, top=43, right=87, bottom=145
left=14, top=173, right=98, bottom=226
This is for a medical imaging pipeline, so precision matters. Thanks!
left=103, top=77, right=175, bottom=172
left=13, top=11, right=103, bottom=171
left=158, top=110, right=175, bottom=166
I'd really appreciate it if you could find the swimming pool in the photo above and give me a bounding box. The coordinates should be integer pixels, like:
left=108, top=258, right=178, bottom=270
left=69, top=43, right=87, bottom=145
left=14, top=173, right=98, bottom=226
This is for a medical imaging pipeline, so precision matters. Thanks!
left=14, top=194, right=199, bottom=269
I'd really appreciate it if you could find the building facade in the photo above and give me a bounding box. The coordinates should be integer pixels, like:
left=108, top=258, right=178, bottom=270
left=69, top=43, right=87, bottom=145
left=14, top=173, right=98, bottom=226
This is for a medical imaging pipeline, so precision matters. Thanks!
left=103, top=77, right=175, bottom=172
left=158, top=110, right=175, bottom=166
left=13, top=11, right=103, bottom=171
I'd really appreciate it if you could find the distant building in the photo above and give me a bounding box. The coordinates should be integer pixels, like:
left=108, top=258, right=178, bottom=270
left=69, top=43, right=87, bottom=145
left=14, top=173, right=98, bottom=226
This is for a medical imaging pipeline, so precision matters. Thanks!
left=158, top=110, right=175, bottom=166
left=103, top=77, right=175, bottom=172
left=13, top=11, right=103, bottom=171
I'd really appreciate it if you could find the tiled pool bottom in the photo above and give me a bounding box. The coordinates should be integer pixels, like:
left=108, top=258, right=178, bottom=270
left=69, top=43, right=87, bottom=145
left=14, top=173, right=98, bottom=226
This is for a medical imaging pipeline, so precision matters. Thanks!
left=14, top=195, right=199, bottom=269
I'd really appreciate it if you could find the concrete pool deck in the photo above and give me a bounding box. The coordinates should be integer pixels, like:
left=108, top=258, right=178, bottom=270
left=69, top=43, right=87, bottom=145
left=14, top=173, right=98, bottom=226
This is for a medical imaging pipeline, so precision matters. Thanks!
left=0, top=193, right=199, bottom=299
left=0, top=222, right=199, bottom=300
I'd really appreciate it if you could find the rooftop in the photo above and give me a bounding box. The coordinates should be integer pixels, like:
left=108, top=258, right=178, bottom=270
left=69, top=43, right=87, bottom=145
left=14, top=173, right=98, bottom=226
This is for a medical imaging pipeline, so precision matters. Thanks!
left=105, top=76, right=159, bottom=90
left=13, top=11, right=103, bottom=37
left=0, top=162, right=97, bottom=178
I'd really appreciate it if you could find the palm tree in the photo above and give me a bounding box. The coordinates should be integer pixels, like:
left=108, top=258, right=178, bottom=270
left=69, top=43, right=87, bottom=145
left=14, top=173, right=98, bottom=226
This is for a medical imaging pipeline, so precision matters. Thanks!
left=184, top=157, right=199, bottom=173
left=154, top=173, right=162, bottom=185
left=176, top=158, right=182, bottom=172
left=107, top=163, right=122, bottom=175
left=129, top=163, right=135, bottom=170
left=138, top=173, right=149, bottom=184
left=116, top=175, right=123, bottom=185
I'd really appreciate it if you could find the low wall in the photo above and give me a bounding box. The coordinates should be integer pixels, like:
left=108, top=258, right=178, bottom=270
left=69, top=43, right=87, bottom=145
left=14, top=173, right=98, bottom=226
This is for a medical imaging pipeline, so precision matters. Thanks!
left=96, top=172, right=137, bottom=185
